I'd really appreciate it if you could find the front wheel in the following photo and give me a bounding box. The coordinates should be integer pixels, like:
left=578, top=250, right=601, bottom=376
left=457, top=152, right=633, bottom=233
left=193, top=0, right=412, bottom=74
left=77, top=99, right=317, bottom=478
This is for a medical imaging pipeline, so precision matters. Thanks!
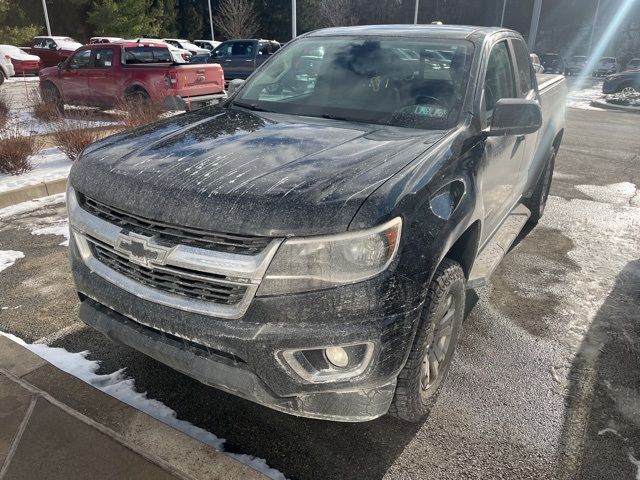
left=389, top=259, right=465, bottom=423
left=41, top=82, right=64, bottom=114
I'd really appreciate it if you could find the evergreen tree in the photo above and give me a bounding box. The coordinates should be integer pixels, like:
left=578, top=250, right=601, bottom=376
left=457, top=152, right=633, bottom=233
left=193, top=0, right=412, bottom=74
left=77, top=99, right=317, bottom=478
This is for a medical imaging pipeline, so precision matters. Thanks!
left=0, top=0, right=39, bottom=45
left=87, top=0, right=164, bottom=38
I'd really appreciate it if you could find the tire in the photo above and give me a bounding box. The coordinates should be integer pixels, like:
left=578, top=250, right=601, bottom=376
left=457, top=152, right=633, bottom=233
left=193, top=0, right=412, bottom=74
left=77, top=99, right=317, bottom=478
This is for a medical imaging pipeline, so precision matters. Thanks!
left=126, top=88, right=150, bottom=104
left=525, top=145, right=557, bottom=225
left=389, top=258, right=466, bottom=423
left=616, top=83, right=638, bottom=95
left=0, top=72, right=4, bottom=85
left=41, top=82, right=64, bottom=114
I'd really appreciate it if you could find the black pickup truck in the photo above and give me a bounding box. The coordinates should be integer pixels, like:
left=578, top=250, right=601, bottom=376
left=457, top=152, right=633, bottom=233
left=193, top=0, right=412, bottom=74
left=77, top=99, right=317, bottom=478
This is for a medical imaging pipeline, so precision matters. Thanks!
left=67, top=25, right=566, bottom=422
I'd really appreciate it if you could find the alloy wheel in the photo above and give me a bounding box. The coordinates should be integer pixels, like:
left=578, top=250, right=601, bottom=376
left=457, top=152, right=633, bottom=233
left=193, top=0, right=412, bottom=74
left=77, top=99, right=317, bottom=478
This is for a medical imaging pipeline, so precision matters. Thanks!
left=420, top=294, right=455, bottom=392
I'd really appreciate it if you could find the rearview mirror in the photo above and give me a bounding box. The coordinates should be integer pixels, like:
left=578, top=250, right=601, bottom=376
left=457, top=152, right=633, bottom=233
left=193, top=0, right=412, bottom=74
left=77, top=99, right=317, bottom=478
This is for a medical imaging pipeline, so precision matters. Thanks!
left=227, top=78, right=245, bottom=96
left=486, top=99, right=542, bottom=137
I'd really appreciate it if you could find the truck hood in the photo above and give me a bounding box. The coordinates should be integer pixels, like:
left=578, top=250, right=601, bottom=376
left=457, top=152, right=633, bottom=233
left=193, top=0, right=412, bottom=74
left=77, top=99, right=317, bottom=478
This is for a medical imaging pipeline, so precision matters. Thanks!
left=70, top=107, right=446, bottom=236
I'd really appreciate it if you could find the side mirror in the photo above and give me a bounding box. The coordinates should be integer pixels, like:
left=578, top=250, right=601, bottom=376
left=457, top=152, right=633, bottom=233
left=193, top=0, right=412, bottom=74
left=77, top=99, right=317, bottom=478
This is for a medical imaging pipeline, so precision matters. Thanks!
left=486, top=98, right=542, bottom=137
left=49, top=44, right=57, bottom=50
left=227, top=78, right=245, bottom=96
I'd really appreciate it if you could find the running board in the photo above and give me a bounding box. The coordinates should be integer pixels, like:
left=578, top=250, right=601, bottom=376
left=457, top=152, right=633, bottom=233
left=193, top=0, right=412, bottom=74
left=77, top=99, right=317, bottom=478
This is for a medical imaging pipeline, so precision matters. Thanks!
left=467, top=204, right=531, bottom=289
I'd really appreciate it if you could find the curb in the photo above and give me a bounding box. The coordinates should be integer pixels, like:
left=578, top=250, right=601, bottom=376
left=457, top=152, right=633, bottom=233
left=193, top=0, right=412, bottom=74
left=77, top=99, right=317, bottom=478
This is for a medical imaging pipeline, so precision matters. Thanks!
left=0, top=177, right=67, bottom=209
left=0, top=335, right=268, bottom=480
left=590, top=100, right=640, bottom=114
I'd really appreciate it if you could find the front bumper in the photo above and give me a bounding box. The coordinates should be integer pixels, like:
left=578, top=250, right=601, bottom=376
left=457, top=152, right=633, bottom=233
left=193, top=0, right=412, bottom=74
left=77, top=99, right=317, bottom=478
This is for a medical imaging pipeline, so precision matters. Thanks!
left=70, top=234, right=422, bottom=421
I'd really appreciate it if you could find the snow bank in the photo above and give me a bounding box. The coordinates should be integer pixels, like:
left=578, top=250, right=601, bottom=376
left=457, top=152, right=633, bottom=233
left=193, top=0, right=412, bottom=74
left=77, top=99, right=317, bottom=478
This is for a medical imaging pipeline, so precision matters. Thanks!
left=0, top=147, right=71, bottom=193
left=3, top=111, right=118, bottom=137
left=0, top=331, right=287, bottom=480
left=0, top=250, right=24, bottom=272
left=567, top=82, right=604, bottom=111
left=0, top=192, right=65, bottom=220
left=30, top=221, right=70, bottom=246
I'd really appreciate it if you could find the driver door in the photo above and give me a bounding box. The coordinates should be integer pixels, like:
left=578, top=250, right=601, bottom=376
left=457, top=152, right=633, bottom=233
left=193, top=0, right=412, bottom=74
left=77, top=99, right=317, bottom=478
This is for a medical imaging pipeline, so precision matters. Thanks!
left=59, top=49, right=92, bottom=104
left=480, top=40, right=526, bottom=244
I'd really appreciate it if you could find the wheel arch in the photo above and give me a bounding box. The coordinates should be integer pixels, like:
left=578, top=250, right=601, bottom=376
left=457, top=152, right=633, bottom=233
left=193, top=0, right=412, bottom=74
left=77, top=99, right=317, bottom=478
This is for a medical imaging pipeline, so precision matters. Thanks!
left=442, top=220, right=481, bottom=279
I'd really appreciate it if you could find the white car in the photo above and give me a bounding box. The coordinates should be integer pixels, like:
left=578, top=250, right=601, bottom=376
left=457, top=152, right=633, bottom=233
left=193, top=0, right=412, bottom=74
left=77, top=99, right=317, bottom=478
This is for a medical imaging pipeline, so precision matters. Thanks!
left=0, top=49, right=15, bottom=84
left=163, top=38, right=209, bottom=55
left=194, top=40, right=221, bottom=52
left=89, top=37, right=125, bottom=44
left=132, top=38, right=192, bottom=63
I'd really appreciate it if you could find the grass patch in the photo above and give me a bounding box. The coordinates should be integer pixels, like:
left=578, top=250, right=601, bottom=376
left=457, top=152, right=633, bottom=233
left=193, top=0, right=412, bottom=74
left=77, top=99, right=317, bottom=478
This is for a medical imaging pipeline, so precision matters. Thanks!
left=116, top=98, right=163, bottom=130
left=0, top=95, right=9, bottom=130
left=53, top=126, right=103, bottom=161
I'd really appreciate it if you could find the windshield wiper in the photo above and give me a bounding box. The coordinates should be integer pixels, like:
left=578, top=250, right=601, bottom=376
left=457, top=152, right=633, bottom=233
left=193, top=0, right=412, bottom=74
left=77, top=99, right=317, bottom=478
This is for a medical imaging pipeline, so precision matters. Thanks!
left=233, top=101, right=271, bottom=112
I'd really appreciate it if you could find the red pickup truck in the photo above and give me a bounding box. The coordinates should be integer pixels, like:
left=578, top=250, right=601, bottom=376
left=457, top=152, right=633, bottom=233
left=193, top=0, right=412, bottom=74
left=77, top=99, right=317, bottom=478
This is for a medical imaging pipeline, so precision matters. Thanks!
left=39, top=42, right=225, bottom=111
left=30, top=36, right=83, bottom=68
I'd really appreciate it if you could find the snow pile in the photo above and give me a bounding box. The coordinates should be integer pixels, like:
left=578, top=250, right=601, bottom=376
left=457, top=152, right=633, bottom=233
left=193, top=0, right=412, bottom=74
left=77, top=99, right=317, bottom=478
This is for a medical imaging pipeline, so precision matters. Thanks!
left=0, top=147, right=71, bottom=193
left=0, top=193, right=65, bottom=220
left=575, top=182, right=639, bottom=207
left=3, top=111, right=118, bottom=137
left=0, top=331, right=287, bottom=480
left=0, top=250, right=24, bottom=272
left=30, top=221, right=70, bottom=246
left=5, top=76, right=40, bottom=83
left=567, top=82, right=604, bottom=110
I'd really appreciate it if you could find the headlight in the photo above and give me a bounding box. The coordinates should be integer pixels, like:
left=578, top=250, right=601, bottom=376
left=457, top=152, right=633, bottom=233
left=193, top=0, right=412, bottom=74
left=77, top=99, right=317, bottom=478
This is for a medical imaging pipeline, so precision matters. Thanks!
left=257, top=217, right=402, bottom=296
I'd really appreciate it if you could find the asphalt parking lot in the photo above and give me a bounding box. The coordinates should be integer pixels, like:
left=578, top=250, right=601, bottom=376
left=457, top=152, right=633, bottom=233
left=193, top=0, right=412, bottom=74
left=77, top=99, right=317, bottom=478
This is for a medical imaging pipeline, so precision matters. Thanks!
left=1, top=103, right=639, bottom=479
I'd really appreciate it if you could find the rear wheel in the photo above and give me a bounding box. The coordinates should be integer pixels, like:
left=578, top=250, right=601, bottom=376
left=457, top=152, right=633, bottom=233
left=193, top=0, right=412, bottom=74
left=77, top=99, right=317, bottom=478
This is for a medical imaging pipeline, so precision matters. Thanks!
left=389, top=259, right=465, bottom=423
left=617, top=83, right=638, bottom=95
left=525, top=145, right=557, bottom=225
left=126, top=88, right=150, bottom=104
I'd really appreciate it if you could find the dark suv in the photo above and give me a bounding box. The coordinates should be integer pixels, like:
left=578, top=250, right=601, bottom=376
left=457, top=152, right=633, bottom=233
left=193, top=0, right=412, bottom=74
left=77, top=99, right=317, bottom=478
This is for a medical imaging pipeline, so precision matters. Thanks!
left=209, top=39, right=281, bottom=81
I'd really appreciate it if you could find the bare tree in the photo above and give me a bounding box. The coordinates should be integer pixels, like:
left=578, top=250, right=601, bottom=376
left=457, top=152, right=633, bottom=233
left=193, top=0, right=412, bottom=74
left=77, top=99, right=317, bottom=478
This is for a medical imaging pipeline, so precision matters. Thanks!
left=214, top=0, right=260, bottom=40
left=319, top=0, right=359, bottom=27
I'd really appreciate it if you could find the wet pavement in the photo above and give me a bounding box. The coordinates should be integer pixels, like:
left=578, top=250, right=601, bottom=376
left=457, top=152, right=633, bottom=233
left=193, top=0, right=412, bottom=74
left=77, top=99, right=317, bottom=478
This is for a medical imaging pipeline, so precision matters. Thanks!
left=0, top=106, right=639, bottom=479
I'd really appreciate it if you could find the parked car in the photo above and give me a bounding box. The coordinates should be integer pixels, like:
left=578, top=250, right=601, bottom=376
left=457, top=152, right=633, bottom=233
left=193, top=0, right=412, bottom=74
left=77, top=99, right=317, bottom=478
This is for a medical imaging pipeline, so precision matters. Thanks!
left=89, top=37, right=125, bottom=44
left=194, top=40, right=221, bottom=51
left=540, top=52, right=564, bottom=74
left=603, top=70, right=640, bottom=94
left=67, top=25, right=566, bottom=423
left=210, top=39, right=281, bottom=81
left=162, top=38, right=209, bottom=55
left=31, top=36, right=82, bottom=68
left=0, top=45, right=40, bottom=75
left=625, top=58, right=640, bottom=70
left=565, top=55, right=587, bottom=75
left=0, top=51, right=15, bottom=84
left=593, top=56, right=617, bottom=76
left=39, top=41, right=224, bottom=111
left=530, top=53, right=543, bottom=73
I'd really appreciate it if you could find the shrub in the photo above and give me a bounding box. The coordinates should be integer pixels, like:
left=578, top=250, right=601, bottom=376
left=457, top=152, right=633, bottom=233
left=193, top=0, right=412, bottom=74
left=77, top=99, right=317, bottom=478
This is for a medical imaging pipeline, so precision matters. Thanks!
left=0, top=128, right=38, bottom=175
left=53, top=126, right=102, bottom=161
left=27, top=89, right=62, bottom=122
left=115, top=98, right=163, bottom=130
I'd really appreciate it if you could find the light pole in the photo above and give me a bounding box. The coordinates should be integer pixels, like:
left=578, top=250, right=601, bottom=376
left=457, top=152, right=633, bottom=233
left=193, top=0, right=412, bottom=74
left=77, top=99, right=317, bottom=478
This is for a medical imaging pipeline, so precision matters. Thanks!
left=500, top=0, right=507, bottom=27
left=587, top=0, right=601, bottom=56
left=528, top=0, right=542, bottom=51
left=207, top=0, right=215, bottom=41
left=414, top=0, right=420, bottom=24
left=292, top=0, right=297, bottom=38
left=41, top=0, right=51, bottom=36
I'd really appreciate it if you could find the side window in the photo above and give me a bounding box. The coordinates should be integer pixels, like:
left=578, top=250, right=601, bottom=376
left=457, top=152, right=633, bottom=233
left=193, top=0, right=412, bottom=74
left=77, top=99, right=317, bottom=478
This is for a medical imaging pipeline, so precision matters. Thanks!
left=484, top=41, right=516, bottom=119
left=94, top=48, right=114, bottom=68
left=33, top=38, right=45, bottom=48
left=259, top=43, right=270, bottom=55
left=214, top=44, right=232, bottom=58
left=511, top=39, right=534, bottom=96
left=231, top=42, right=254, bottom=56
left=68, top=49, right=92, bottom=68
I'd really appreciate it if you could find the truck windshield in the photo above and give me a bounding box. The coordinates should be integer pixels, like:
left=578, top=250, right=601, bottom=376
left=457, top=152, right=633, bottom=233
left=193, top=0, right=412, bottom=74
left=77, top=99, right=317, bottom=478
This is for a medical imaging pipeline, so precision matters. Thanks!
left=234, top=37, right=473, bottom=130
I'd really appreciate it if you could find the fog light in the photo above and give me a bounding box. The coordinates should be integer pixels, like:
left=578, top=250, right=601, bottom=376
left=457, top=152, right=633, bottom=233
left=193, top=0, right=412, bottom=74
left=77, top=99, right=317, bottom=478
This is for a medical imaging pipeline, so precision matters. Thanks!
left=325, top=346, right=349, bottom=368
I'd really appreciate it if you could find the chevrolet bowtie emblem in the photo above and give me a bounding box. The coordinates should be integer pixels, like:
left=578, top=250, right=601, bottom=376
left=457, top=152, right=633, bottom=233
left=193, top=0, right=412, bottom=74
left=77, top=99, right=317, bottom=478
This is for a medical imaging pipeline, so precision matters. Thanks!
left=114, top=232, right=172, bottom=268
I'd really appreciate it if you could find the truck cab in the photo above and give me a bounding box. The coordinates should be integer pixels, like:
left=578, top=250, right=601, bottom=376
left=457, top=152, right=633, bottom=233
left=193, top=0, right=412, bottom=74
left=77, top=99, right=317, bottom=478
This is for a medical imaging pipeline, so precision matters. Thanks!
left=31, top=36, right=82, bottom=68
left=211, top=39, right=281, bottom=81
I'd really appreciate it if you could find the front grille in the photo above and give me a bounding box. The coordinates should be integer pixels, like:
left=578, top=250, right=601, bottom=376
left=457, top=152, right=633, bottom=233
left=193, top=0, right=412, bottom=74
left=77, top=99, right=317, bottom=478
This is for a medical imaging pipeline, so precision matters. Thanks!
left=87, top=236, right=248, bottom=305
left=78, top=194, right=271, bottom=255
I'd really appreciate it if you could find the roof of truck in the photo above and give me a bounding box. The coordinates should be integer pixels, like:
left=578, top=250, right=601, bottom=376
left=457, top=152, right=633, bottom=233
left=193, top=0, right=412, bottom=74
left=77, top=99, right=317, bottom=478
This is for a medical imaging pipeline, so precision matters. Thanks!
left=307, top=24, right=505, bottom=40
